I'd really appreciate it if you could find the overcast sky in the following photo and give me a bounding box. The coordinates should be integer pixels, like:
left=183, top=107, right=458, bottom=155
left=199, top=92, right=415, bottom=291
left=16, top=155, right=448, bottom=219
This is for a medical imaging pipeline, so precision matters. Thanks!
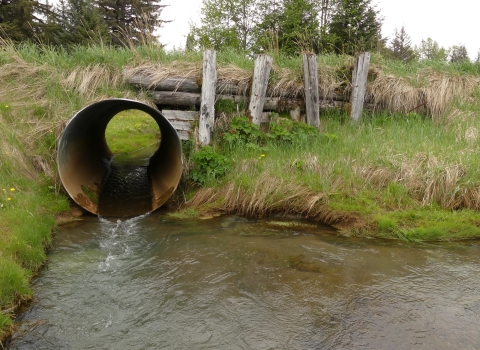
left=158, top=0, right=480, bottom=59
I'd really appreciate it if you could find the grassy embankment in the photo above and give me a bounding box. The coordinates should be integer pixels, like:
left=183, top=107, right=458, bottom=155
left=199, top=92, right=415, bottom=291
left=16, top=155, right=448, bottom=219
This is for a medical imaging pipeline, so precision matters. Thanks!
left=2, top=41, right=480, bottom=339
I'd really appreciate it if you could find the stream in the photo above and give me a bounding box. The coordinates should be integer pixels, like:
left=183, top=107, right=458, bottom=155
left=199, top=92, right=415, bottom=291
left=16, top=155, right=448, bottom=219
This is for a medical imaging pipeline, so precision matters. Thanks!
left=7, top=214, right=480, bottom=349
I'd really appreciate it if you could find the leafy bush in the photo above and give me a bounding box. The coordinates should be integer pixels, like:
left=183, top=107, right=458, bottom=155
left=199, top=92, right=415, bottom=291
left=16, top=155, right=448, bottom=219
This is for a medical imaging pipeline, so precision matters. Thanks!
left=222, top=115, right=319, bottom=146
left=267, top=118, right=318, bottom=143
left=189, top=146, right=232, bottom=185
left=222, top=116, right=264, bottom=146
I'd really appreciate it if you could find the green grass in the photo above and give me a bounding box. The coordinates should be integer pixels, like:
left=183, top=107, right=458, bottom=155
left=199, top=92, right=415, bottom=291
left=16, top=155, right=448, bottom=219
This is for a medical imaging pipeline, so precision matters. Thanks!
left=0, top=167, right=69, bottom=339
left=105, top=110, right=160, bottom=154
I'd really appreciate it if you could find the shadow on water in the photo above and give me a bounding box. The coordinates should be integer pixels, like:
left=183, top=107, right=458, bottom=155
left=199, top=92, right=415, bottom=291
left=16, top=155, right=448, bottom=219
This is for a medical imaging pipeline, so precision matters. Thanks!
left=7, top=215, right=480, bottom=349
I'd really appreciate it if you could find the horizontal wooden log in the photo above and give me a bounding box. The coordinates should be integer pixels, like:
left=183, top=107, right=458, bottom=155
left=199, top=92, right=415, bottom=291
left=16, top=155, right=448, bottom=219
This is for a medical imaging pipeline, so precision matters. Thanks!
left=154, top=91, right=345, bottom=114
left=176, top=130, right=191, bottom=141
left=153, top=91, right=247, bottom=107
left=129, top=75, right=201, bottom=93
left=152, top=91, right=202, bottom=106
left=161, top=110, right=198, bottom=121
left=170, top=121, right=194, bottom=131
left=129, top=74, right=346, bottom=101
left=161, top=110, right=197, bottom=140
left=129, top=75, right=243, bottom=95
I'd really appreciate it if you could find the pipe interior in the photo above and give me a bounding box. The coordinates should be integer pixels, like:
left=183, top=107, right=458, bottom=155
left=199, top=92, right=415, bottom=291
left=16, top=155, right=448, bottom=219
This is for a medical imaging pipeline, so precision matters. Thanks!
left=57, top=99, right=182, bottom=217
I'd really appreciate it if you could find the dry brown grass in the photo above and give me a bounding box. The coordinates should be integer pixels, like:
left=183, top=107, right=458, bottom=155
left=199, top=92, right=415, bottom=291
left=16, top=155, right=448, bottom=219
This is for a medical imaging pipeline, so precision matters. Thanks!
left=368, top=68, right=480, bottom=120
left=122, top=61, right=202, bottom=87
left=0, top=58, right=49, bottom=105
left=0, top=138, right=37, bottom=181
left=351, top=153, right=480, bottom=211
left=269, top=65, right=304, bottom=98
left=62, top=65, right=123, bottom=99
left=186, top=172, right=363, bottom=228
left=217, top=64, right=251, bottom=96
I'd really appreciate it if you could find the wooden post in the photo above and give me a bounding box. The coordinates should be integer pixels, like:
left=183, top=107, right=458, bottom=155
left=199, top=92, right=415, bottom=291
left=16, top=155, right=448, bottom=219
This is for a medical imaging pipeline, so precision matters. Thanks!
left=290, top=106, right=301, bottom=122
left=350, top=52, right=371, bottom=122
left=303, top=53, right=320, bottom=129
left=198, top=50, right=217, bottom=146
left=249, top=54, right=273, bottom=125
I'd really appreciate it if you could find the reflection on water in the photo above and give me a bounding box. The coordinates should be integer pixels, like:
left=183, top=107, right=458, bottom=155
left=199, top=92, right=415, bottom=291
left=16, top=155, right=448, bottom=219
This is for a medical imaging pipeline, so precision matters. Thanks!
left=8, top=215, right=480, bottom=349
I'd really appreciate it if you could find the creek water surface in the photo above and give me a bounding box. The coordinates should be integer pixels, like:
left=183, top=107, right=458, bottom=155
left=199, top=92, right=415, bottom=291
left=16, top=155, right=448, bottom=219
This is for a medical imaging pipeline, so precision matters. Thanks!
left=7, top=214, right=480, bottom=349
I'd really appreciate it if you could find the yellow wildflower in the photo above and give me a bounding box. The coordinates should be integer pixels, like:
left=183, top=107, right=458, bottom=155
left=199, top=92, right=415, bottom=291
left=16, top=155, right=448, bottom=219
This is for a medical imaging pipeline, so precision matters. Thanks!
left=7, top=198, right=11, bottom=201
left=10, top=188, right=15, bottom=191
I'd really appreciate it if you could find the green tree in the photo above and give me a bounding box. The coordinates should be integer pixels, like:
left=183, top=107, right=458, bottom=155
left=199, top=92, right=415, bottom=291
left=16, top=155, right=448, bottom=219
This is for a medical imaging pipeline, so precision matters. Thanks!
left=450, top=44, right=469, bottom=63
left=276, top=0, right=320, bottom=55
left=328, top=0, right=383, bottom=55
left=315, top=0, right=338, bottom=52
left=414, top=38, right=449, bottom=61
left=0, top=0, right=57, bottom=42
left=188, top=0, right=257, bottom=52
left=318, top=0, right=337, bottom=28
left=252, top=0, right=283, bottom=52
left=388, top=26, right=415, bottom=62
left=96, top=0, right=165, bottom=45
left=54, top=0, right=108, bottom=45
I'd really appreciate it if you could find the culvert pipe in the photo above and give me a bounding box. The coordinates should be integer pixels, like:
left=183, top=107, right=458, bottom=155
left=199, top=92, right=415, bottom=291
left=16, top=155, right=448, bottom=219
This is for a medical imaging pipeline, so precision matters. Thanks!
left=57, top=99, right=182, bottom=217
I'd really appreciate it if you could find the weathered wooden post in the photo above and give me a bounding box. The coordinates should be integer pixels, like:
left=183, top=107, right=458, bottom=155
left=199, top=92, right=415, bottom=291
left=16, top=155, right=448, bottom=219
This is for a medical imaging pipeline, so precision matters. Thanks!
left=350, top=52, right=371, bottom=122
left=198, top=49, right=217, bottom=146
left=303, top=53, right=320, bottom=129
left=249, top=54, right=273, bottom=125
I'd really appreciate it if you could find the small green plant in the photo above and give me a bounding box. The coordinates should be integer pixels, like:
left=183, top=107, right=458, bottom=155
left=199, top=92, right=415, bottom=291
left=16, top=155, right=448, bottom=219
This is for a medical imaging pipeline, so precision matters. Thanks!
left=267, top=118, right=318, bottom=143
left=0, top=102, right=12, bottom=122
left=215, top=98, right=239, bottom=114
left=189, top=146, right=232, bottom=185
left=222, top=116, right=264, bottom=146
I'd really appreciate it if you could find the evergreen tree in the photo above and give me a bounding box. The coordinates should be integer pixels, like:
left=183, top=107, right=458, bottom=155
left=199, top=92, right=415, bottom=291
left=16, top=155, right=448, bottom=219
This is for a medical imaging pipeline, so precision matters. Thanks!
left=449, top=44, right=469, bottom=63
left=0, top=0, right=57, bottom=42
left=388, top=26, right=415, bottom=62
left=54, top=0, right=108, bottom=45
left=328, top=0, right=383, bottom=55
left=414, top=38, right=449, bottom=61
left=96, top=0, right=165, bottom=45
left=276, top=0, right=320, bottom=55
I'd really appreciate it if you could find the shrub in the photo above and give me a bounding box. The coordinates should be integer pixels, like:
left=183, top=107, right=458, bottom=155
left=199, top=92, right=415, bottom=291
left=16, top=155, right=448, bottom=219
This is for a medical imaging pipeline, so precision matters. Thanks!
left=189, top=146, right=232, bottom=185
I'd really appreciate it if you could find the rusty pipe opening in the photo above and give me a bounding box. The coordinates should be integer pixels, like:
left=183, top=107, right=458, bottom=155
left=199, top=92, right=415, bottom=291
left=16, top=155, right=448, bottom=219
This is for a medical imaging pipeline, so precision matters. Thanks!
left=57, top=99, right=182, bottom=217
